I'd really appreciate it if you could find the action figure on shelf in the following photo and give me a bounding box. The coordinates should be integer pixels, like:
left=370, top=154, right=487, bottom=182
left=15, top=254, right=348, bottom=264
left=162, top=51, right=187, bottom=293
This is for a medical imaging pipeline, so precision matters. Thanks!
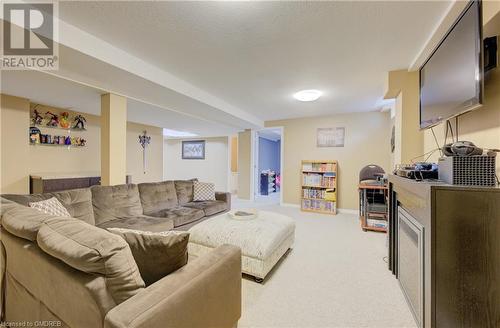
left=60, top=112, right=70, bottom=129
left=31, top=109, right=43, bottom=125
left=73, top=114, right=87, bottom=130
left=45, top=111, right=59, bottom=127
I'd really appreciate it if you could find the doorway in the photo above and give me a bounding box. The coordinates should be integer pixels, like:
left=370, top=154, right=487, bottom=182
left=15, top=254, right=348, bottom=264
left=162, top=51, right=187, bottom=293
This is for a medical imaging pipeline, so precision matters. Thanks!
left=253, top=127, right=283, bottom=205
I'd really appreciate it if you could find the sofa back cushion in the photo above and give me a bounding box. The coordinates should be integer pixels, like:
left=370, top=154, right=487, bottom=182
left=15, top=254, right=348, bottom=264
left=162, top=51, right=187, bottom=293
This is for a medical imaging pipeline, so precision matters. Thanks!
left=174, top=179, right=198, bottom=205
left=91, top=184, right=143, bottom=226
left=1, top=199, right=60, bottom=241
left=2, top=188, right=95, bottom=225
left=37, top=217, right=145, bottom=304
left=138, top=181, right=178, bottom=215
left=2, top=231, right=116, bottom=326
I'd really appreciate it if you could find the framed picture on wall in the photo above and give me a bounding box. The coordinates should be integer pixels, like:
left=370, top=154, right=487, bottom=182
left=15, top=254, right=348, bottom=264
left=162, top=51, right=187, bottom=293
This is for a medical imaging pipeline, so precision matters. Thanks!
left=182, top=140, right=205, bottom=159
left=317, top=127, right=345, bottom=147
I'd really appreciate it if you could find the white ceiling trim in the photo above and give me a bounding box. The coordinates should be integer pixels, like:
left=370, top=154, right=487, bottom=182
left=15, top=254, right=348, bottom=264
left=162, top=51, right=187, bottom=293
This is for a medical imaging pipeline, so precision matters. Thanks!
left=409, top=1, right=468, bottom=71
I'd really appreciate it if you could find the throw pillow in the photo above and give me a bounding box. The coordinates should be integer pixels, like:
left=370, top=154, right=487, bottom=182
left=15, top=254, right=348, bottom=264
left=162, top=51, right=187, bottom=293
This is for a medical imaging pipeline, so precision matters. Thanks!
left=193, top=181, right=216, bottom=201
left=107, top=228, right=190, bottom=286
left=29, top=197, right=71, bottom=217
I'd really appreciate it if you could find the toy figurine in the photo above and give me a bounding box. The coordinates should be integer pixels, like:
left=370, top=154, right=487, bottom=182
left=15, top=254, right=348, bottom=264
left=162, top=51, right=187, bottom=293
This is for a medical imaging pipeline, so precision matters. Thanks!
left=45, top=111, right=59, bottom=127
left=73, top=115, right=87, bottom=130
left=29, top=127, right=41, bottom=144
left=79, top=138, right=87, bottom=147
left=64, top=136, right=71, bottom=145
left=31, top=109, right=43, bottom=125
left=60, top=112, right=70, bottom=129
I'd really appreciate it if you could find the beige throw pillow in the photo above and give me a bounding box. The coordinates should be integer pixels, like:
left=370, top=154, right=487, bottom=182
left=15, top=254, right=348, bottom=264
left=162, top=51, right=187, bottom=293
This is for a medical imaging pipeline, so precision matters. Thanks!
left=29, top=197, right=71, bottom=217
left=37, top=217, right=145, bottom=304
left=193, top=181, right=216, bottom=201
left=107, top=228, right=190, bottom=286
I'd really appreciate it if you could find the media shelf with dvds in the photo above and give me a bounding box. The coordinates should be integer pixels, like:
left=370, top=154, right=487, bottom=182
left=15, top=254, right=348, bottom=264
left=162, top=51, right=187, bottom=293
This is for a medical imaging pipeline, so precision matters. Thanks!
left=300, top=160, right=337, bottom=215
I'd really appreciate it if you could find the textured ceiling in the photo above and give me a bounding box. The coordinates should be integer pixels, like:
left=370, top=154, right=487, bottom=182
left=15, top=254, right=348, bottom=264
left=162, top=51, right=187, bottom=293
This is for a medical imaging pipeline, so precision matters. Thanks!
left=60, top=1, right=451, bottom=121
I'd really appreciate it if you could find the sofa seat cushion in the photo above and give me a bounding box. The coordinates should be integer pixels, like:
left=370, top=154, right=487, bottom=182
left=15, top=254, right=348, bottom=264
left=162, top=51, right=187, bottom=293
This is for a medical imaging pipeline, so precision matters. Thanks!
left=107, top=228, right=190, bottom=286
left=138, top=181, right=178, bottom=215
left=96, top=215, right=174, bottom=232
left=184, top=200, right=229, bottom=217
left=2, top=188, right=95, bottom=225
left=91, top=184, right=143, bottom=226
left=37, top=217, right=145, bottom=304
left=149, top=207, right=204, bottom=228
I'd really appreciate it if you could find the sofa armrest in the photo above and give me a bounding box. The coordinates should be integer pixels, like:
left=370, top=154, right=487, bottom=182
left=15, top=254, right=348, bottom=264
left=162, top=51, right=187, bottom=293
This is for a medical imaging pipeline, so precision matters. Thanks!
left=104, top=244, right=241, bottom=328
left=215, top=192, right=231, bottom=209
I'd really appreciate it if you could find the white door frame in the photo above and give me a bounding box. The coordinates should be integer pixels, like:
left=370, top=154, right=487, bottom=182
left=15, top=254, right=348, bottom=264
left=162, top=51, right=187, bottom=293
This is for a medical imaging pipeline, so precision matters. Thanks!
left=250, top=127, right=284, bottom=205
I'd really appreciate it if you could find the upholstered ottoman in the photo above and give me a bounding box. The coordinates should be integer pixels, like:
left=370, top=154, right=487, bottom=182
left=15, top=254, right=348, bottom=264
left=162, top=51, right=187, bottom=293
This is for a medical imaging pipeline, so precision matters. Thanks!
left=188, top=210, right=295, bottom=282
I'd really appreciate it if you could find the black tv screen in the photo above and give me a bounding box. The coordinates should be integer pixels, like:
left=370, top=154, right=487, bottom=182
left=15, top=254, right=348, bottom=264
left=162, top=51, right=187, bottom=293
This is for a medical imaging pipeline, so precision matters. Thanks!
left=420, top=1, right=482, bottom=129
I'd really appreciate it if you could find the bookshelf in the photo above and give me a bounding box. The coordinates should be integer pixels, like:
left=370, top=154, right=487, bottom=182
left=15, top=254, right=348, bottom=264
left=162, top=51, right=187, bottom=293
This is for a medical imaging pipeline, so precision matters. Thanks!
left=301, top=160, right=337, bottom=215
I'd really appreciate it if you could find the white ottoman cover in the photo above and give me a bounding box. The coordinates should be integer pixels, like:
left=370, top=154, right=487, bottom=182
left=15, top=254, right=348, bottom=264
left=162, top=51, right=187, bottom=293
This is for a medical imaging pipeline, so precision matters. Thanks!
left=188, top=210, right=295, bottom=279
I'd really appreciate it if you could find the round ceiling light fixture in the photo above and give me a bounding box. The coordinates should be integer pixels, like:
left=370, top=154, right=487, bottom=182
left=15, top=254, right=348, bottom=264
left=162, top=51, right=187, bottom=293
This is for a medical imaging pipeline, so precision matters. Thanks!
left=293, top=89, right=322, bottom=102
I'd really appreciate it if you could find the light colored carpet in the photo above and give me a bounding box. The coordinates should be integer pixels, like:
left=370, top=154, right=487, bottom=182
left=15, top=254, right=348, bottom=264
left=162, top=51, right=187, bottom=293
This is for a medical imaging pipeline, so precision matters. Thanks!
left=231, top=201, right=417, bottom=328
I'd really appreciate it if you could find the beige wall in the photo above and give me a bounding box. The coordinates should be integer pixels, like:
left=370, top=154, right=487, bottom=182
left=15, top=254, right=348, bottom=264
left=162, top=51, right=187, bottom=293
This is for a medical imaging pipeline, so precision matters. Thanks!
left=163, top=137, right=229, bottom=191
left=26, top=103, right=101, bottom=175
left=391, top=93, right=403, bottom=169
left=385, top=70, right=423, bottom=165
left=127, top=122, right=164, bottom=183
left=0, top=94, right=164, bottom=194
left=230, top=136, right=238, bottom=173
left=0, top=95, right=30, bottom=193
left=266, top=112, right=391, bottom=210
left=237, top=130, right=251, bottom=199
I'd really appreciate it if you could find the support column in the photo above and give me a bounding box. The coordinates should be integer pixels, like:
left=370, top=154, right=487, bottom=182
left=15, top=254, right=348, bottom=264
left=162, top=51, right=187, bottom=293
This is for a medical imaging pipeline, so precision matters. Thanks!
left=237, top=129, right=251, bottom=200
left=384, top=70, right=423, bottom=164
left=101, top=93, right=127, bottom=186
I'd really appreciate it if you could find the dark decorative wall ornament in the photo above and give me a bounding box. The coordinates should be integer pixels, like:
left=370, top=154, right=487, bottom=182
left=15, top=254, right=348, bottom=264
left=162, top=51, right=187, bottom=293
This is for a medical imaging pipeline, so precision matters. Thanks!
left=139, top=131, right=152, bottom=174
left=391, top=125, right=395, bottom=153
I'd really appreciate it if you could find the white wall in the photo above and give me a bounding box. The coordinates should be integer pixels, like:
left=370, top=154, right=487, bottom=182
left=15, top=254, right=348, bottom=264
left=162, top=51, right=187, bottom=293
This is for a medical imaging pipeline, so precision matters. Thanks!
left=164, top=137, right=229, bottom=191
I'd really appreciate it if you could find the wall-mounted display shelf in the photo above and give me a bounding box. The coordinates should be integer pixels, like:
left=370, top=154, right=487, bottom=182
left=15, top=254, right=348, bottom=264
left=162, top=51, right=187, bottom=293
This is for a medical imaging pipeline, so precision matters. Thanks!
left=33, top=124, right=86, bottom=132
left=29, top=143, right=85, bottom=149
left=301, top=160, right=337, bottom=215
left=29, top=106, right=88, bottom=148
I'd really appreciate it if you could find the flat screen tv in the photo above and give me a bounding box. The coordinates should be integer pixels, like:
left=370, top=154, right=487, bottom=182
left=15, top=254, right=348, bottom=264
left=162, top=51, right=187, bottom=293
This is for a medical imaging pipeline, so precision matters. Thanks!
left=420, top=1, right=483, bottom=129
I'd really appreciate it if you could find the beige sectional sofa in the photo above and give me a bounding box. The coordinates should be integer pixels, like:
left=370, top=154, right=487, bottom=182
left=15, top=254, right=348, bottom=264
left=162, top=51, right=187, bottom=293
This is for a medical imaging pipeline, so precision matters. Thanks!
left=4, top=179, right=231, bottom=231
left=0, top=180, right=240, bottom=328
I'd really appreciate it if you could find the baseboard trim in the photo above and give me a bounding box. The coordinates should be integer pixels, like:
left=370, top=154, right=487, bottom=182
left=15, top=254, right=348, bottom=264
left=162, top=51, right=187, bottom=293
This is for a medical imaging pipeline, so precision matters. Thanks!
left=281, top=202, right=300, bottom=208
left=337, top=208, right=358, bottom=215
left=281, top=203, right=357, bottom=215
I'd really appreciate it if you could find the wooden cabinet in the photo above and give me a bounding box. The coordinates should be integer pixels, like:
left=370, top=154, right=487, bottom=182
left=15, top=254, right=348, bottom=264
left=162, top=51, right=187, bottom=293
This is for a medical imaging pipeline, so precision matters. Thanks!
left=389, top=175, right=500, bottom=328
left=30, top=174, right=132, bottom=193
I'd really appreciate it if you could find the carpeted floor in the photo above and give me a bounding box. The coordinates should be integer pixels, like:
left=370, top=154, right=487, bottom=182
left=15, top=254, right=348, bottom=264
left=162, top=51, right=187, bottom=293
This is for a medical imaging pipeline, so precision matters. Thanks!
left=231, top=202, right=417, bottom=328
